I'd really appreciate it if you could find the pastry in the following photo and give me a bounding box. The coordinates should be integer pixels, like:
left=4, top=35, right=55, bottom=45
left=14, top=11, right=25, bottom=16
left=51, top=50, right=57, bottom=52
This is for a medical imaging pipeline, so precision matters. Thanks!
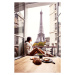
left=33, top=58, right=42, bottom=65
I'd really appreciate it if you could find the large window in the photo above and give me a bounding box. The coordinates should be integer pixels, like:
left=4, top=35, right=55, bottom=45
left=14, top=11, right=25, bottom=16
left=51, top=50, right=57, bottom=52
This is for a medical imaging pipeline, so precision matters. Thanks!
left=14, top=3, right=25, bottom=58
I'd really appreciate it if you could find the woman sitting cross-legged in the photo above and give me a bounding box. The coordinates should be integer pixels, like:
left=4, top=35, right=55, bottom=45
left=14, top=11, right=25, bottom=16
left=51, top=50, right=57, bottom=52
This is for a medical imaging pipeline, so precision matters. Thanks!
left=21, top=37, right=53, bottom=57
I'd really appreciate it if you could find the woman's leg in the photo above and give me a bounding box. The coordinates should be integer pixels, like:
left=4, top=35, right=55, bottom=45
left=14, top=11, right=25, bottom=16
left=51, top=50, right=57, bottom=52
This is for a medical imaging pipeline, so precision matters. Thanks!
left=30, top=48, right=54, bottom=57
left=30, top=48, right=45, bottom=56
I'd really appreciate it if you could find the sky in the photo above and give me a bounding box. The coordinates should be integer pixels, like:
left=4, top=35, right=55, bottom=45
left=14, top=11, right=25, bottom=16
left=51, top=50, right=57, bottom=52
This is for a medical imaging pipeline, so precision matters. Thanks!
left=25, top=5, right=50, bottom=44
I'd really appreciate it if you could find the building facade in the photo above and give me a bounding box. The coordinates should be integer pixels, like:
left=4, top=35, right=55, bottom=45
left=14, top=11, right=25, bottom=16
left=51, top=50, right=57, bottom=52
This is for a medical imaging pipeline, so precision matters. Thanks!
left=49, top=2, right=61, bottom=56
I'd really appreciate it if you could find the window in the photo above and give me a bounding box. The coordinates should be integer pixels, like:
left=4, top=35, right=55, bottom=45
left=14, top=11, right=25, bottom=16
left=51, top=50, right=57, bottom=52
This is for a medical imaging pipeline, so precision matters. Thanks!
left=15, top=14, right=18, bottom=19
left=55, top=33, right=57, bottom=40
left=14, top=2, right=25, bottom=58
left=14, top=14, right=18, bottom=24
left=59, top=22, right=61, bottom=25
left=55, top=4, right=56, bottom=10
left=14, top=36, right=19, bottom=45
left=55, top=13, right=57, bottom=20
left=55, top=23, right=57, bottom=30
left=14, top=27, right=19, bottom=34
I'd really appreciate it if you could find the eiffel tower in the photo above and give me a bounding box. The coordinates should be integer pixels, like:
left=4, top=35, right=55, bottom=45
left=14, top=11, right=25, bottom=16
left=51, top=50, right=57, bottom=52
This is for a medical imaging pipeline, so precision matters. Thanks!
left=35, top=10, right=45, bottom=43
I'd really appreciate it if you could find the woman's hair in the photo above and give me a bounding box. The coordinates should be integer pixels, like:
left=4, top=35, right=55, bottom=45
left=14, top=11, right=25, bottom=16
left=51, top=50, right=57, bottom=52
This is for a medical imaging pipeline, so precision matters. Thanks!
left=25, top=37, right=31, bottom=43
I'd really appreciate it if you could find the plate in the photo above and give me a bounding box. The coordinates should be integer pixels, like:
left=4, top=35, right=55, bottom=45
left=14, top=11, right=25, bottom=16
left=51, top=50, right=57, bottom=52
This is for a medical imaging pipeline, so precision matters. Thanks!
left=42, top=59, right=55, bottom=64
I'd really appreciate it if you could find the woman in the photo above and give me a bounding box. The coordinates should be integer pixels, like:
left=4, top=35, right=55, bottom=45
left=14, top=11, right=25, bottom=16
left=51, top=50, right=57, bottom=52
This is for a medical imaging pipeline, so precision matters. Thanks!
left=25, top=37, right=33, bottom=55
left=24, top=37, right=44, bottom=55
left=24, top=37, right=53, bottom=57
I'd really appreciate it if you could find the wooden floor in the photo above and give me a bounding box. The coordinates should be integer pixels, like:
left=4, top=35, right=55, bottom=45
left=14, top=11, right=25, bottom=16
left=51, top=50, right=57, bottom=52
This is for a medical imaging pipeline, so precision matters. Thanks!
left=14, top=56, right=61, bottom=73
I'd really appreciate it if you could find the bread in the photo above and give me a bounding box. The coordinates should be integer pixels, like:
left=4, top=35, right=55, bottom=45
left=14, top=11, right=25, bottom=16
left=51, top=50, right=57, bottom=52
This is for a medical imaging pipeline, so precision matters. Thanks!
left=33, top=58, right=42, bottom=65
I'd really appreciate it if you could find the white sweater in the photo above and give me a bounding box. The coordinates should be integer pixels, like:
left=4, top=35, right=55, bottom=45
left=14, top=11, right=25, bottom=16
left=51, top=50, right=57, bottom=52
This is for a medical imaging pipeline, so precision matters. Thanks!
left=25, top=42, right=33, bottom=54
